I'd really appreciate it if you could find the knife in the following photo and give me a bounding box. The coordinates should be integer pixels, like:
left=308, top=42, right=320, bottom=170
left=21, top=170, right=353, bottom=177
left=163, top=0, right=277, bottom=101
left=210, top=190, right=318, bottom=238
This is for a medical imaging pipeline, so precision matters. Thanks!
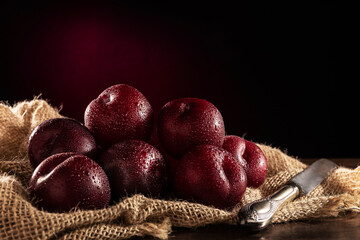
left=238, top=158, right=338, bottom=230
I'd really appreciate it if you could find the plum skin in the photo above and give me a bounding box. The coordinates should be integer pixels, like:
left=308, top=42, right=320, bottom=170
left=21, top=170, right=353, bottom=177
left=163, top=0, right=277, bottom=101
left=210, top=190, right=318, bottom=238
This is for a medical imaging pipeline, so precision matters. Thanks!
left=242, top=139, right=268, bottom=188
left=222, top=135, right=268, bottom=188
left=157, top=98, right=225, bottom=158
left=173, top=144, right=247, bottom=209
left=222, top=135, right=247, bottom=170
left=27, top=118, right=98, bottom=169
left=84, top=84, right=154, bottom=148
left=28, top=152, right=111, bottom=212
left=149, top=126, right=180, bottom=181
left=98, top=140, right=167, bottom=201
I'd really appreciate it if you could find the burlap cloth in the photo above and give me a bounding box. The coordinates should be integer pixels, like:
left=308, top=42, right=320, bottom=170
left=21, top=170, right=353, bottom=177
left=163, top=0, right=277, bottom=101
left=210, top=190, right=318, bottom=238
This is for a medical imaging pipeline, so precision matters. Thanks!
left=0, top=99, right=359, bottom=239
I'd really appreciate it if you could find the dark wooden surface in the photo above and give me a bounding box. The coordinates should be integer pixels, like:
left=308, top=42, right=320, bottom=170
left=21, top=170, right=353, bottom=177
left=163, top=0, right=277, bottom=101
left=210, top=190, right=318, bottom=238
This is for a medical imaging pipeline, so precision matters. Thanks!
left=150, top=158, right=360, bottom=240
left=169, top=214, right=360, bottom=240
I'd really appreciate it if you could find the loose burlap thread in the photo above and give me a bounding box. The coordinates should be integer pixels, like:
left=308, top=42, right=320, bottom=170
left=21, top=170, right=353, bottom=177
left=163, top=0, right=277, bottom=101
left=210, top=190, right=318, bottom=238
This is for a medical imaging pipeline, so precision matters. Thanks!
left=0, top=99, right=359, bottom=240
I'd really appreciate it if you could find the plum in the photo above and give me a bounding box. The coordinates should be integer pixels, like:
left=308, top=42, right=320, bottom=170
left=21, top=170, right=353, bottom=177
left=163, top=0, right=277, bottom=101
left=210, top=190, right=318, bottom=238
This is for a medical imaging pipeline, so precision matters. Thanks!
left=157, top=98, right=225, bottom=157
left=28, top=152, right=111, bottom=212
left=173, top=144, right=247, bottom=209
left=28, top=118, right=97, bottom=168
left=98, top=140, right=167, bottom=201
left=223, top=135, right=267, bottom=188
left=84, top=84, right=153, bottom=148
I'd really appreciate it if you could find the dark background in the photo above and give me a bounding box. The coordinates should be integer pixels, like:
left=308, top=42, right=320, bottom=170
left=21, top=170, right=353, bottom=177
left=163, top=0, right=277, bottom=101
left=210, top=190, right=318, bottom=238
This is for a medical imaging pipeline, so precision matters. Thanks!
left=0, top=1, right=357, bottom=158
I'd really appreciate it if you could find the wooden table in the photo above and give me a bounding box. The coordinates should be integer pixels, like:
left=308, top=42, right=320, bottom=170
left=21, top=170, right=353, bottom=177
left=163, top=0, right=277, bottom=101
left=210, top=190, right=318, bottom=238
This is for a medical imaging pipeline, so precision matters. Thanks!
left=145, top=158, right=360, bottom=240
left=167, top=214, right=360, bottom=240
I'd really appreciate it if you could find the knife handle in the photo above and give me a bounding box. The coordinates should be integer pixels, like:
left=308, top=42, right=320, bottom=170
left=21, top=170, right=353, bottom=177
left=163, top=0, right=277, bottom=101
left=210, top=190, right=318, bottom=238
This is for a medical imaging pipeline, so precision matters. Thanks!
left=238, top=184, right=300, bottom=230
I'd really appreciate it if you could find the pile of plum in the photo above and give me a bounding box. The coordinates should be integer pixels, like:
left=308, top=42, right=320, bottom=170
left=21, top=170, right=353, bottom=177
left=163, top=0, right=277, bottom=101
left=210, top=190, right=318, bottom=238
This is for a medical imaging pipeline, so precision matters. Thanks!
left=27, top=84, right=267, bottom=212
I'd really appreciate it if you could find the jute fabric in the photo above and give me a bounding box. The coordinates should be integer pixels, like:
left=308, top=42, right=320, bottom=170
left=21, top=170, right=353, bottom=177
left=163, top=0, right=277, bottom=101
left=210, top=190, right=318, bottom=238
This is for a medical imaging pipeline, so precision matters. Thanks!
left=1, top=99, right=359, bottom=239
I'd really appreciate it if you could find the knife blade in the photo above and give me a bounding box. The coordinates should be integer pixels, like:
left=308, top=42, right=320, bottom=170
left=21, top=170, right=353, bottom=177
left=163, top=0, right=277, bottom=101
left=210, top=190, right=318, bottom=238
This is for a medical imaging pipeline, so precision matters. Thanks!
left=238, top=158, right=338, bottom=230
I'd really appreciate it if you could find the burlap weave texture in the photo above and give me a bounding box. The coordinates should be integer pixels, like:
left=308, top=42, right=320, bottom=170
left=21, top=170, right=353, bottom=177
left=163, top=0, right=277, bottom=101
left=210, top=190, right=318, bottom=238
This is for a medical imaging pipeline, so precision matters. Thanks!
left=1, top=99, right=359, bottom=239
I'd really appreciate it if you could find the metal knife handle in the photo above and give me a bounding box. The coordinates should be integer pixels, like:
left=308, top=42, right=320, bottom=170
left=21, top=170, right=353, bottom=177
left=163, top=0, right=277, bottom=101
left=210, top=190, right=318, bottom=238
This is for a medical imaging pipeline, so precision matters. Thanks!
left=238, top=184, right=300, bottom=230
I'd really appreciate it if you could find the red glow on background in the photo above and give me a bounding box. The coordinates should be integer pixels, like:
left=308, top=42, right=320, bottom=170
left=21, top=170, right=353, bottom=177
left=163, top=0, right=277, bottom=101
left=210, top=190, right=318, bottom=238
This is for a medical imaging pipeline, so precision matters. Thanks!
left=2, top=1, right=352, bottom=158
left=15, top=5, right=207, bottom=121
